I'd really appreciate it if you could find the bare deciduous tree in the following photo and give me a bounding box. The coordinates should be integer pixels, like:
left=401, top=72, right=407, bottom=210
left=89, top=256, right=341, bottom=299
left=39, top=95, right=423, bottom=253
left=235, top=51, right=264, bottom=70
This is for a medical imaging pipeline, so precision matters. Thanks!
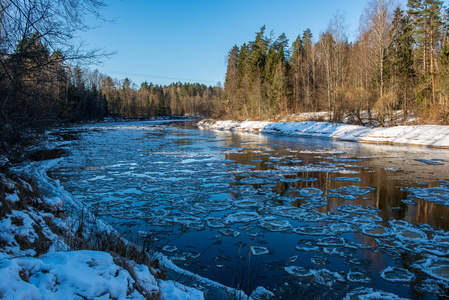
left=0, top=0, right=109, bottom=143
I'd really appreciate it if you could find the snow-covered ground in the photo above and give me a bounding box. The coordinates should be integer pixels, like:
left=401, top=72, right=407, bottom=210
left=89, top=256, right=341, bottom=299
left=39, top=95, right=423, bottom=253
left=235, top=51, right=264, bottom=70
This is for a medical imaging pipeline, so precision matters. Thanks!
left=0, top=160, right=208, bottom=299
left=198, top=120, right=449, bottom=148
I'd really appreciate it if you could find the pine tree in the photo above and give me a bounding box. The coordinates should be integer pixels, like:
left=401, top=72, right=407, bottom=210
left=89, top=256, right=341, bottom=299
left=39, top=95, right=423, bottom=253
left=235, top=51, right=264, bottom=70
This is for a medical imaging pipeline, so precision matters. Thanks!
left=389, top=7, right=415, bottom=113
left=408, top=0, right=444, bottom=104
left=224, top=45, right=239, bottom=117
left=289, top=35, right=304, bottom=112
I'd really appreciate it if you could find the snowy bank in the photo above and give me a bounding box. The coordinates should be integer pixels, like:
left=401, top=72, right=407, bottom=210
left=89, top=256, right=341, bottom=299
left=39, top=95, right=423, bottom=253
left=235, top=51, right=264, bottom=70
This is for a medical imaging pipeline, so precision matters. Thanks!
left=198, top=120, right=449, bottom=148
left=0, top=160, right=210, bottom=299
left=1, top=147, right=259, bottom=299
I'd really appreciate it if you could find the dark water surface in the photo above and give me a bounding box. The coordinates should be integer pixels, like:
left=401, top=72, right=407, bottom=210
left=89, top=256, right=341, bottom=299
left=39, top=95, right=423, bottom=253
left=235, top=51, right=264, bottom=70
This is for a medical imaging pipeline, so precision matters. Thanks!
left=49, top=121, right=449, bottom=299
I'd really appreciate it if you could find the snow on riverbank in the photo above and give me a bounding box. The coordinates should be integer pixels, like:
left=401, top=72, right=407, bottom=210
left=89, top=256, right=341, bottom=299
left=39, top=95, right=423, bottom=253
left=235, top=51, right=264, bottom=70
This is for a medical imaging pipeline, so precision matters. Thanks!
left=1, top=136, right=265, bottom=299
left=198, top=120, right=449, bottom=148
left=0, top=160, right=208, bottom=299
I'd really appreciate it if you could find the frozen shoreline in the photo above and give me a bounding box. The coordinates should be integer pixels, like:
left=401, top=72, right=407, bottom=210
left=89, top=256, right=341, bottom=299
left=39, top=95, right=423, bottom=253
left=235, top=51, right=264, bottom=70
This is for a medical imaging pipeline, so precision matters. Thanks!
left=1, top=141, right=252, bottom=299
left=198, top=120, right=449, bottom=148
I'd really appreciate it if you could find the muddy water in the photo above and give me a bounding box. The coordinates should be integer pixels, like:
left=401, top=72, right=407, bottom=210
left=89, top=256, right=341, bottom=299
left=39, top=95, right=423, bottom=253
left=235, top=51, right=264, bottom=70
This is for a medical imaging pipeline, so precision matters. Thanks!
left=48, top=121, right=449, bottom=299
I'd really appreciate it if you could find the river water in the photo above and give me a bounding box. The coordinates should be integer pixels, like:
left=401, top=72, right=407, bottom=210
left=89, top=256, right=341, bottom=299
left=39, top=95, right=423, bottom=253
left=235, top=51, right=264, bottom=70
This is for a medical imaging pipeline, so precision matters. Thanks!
left=48, top=120, right=449, bottom=299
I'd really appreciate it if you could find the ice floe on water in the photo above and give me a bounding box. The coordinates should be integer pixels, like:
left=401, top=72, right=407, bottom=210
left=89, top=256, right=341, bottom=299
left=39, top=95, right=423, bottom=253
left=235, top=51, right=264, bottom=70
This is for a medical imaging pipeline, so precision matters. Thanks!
left=234, top=199, right=260, bottom=209
left=415, top=158, right=445, bottom=165
left=168, top=215, right=204, bottom=230
left=249, top=286, right=275, bottom=300
left=313, top=269, right=346, bottom=287
left=389, top=220, right=427, bottom=242
left=225, top=211, right=260, bottom=223
left=327, top=176, right=362, bottom=182
left=380, top=267, right=415, bottom=283
left=219, top=228, right=241, bottom=238
left=284, top=266, right=345, bottom=287
left=284, top=266, right=316, bottom=278
left=383, top=167, right=403, bottom=172
left=162, top=245, right=178, bottom=253
left=293, top=225, right=331, bottom=236
left=413, top=256, right=449, bottom=282
left=311, top=255, right=329, bottom=266
left=347, top=269, right=373, bottom=284
left=361, top=224, right=392, bottom=237
left=343, top=287, right=408, bottom=300
left=327, top=186, right=375, bottom=198
left=404, top=182, right=449, bottom=206
left=337, top=204, right=380, bottom=215
left=259, top=216, right=292, bottom=232
left=205, top=217, right=227, bottom=228
left=329, top=222, right=355, bottom=233
left=251, top=246, right=270, bottom=256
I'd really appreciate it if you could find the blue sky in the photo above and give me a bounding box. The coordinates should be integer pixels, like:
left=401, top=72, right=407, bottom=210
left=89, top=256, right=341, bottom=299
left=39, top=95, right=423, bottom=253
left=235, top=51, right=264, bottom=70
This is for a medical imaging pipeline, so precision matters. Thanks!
left=79, top=0, right=401, bottom=87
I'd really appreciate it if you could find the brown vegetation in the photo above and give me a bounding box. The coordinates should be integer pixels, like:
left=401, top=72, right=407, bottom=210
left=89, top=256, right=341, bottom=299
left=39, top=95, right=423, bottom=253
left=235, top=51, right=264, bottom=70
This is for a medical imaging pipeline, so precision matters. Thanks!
left=219, top=0, right=449, bottom=125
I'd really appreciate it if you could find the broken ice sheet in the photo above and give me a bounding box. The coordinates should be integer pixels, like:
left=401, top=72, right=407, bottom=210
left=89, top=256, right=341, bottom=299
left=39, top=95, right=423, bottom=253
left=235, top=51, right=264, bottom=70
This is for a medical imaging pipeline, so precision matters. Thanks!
left=169, top=251, right=201, bottom=262
left=206, top=217, right=227, bottom=228
left=413, top=256, right=449, bottom=281
left=162, top=245, right=177, bottom=253
left=225, top=211, right=260, bottom=223
left=329, top=222, right=355, bottom=233
left=317, top=237, right=347, bottom=247
left=219, top=228, right=241, bottom=238
left=337, top=204, right=380, bottom=215
left=329, top=185, right=375, bottom=196
left=194, top=200, right=232, bottom=212
left=380, top=267, right=415, bottom=283
left=404, top=184, right=449, bottom=206
left=235, top=199, right=260, bottom=209
left=311, top=255, right=328, bottom=266
left=293, top=225, right=331, bottom=236
left=259, top=216, right=292, bottom=232
left=361, top=224, right=392, bottom=237
left=284, top=266, right=315, bottom=278
left=295, top=187, right=323, bottom=197
left=313, top=269, right=345, bottom=287
left=389, top=220, right=427, bottom=242
left=327, top=177, right=362, bottom=183
left=344, top=287, right=408, bottom=300
left=415, top=158, right=445, bottom=165
left=383, top=168, right=402, bottom=172
left=169, top=215, right=204, bottom=230
left=347, top=269, right=373, bottom=284
left=288, top=255, right=299, bottom=263
left=251, top=246, right=269, bottom=256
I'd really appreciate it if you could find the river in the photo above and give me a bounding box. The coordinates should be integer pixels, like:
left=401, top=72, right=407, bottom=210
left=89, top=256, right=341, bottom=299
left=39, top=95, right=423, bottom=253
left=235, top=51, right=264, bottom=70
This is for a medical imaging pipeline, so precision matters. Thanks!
left=48, top=120, right=449, bottom=299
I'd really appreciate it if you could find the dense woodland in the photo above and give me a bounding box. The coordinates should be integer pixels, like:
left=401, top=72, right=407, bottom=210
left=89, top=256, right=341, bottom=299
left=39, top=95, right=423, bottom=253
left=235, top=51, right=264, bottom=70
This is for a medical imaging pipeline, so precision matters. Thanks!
left=2, top=0, right=449, bottom=151
left=221, top=0, right=449, bottom=124
left=0, top=0, right=222, bottom=149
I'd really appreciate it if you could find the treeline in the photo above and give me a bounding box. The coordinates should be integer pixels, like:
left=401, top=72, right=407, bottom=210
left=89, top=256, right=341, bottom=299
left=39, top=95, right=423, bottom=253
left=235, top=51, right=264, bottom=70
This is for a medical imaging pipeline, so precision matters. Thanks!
left=221, top=0, right=449, bottom=124
left=0, top=32, right=221, bottom=146
left=104, top=79, right=222, bottom=118
left=0, top=1, right=221, bottom=149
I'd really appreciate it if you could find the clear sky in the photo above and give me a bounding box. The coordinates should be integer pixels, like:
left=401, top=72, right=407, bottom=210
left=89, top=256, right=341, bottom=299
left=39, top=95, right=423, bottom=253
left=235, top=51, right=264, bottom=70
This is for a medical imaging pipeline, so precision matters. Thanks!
left=78, top=0, right=405, bottom=87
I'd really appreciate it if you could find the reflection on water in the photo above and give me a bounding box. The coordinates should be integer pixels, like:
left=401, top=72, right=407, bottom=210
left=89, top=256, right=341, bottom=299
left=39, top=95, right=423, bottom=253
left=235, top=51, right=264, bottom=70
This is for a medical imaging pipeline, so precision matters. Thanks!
left=48, top=121, right=449, bottom=299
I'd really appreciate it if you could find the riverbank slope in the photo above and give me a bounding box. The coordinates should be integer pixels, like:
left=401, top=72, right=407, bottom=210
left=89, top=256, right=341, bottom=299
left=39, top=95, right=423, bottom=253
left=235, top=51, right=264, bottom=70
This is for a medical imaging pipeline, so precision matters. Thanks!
left=198, top=120, right=449, bottom=148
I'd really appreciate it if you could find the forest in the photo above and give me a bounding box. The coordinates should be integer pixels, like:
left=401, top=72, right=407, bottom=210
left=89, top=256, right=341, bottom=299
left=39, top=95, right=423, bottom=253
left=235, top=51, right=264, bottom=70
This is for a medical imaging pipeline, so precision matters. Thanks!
left=1, top=0, right=449, bottom=150
left=221, top=1, right=449, bottom=124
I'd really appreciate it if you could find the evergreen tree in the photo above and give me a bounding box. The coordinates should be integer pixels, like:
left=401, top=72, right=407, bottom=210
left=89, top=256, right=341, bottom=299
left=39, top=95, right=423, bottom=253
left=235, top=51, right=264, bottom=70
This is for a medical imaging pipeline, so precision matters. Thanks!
left=408, top=0, right=444, bottom=104
left=385, top=7, right=415, bottom=114
left=289, top=35, right=304, bottom=112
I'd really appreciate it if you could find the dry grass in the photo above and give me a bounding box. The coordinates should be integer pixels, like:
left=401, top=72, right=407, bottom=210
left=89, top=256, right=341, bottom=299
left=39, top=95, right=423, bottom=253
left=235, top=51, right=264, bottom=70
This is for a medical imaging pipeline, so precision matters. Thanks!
left=1, top=170, right=164, bottom=283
